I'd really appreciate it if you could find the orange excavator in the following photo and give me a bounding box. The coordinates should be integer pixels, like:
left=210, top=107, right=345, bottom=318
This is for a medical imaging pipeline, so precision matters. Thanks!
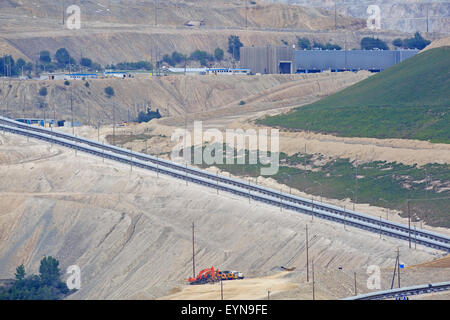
left=188, top=266, right=221, bottom=285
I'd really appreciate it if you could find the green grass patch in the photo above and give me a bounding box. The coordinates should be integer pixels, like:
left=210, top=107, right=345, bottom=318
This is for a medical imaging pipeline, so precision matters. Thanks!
left=260, top=47, right=450, bottom=143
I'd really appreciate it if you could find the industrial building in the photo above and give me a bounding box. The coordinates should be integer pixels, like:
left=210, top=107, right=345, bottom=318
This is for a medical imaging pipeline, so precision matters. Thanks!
left=240, top=46, right=419, bottom=74
left=240, top=46, right=295, bottom=74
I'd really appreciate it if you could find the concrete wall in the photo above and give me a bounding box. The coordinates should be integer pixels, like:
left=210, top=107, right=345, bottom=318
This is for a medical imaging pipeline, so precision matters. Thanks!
left=294, top=50, right=419, bottom=72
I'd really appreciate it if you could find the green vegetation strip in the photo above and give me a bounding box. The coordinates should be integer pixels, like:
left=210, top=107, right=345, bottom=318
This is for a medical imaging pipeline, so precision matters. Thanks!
left=194, top=145, right=450, bottom=228
left=260, top=47, right=450, bottom=143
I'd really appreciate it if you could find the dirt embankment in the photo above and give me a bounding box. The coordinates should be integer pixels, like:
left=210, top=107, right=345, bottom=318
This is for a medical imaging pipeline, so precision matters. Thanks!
left=0, top=134, right=447, bottom=300
left=0, top=72, right=368, bottom=124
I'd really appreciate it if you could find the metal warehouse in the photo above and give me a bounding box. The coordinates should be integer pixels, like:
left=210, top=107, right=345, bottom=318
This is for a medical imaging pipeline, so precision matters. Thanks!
left=240, top=46, right=418, bottom=74
left=240, top=46, right=295, bottom=74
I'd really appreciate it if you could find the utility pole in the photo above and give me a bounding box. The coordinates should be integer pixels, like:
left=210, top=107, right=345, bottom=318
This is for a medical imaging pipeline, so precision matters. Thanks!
left=154, top=0, right=158, bottom=26
left=306, top=225, right=309, bottom=283
left=426, top=4, right=429, bottom=33
left=355, top=159, right=358, bottom=205
left=397, top=248, right=401, bottom=288
left=192, top=221, right=196, bottom=279
left=70, top=87, right=74, bottom=136
left=312, top=260, right=315, bottom=300
left=62, top=0, right=66, bottom=25
left=408, top=199, right=411, bottom=249
left=221, top=278, right=224, bottom=300
left=112, top=101, right=116, bottom=146
left=245, top=0, right=248, bottom=29
left=354, top=272, right=357, bottom=296
left=414, top=225, right=417, bottom=250
left=334, top=0, right=337, bottom=30
left=379, top=216, right=382, bottom=239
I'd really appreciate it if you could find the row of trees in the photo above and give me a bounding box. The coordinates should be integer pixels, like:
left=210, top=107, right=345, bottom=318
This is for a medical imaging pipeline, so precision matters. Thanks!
left=0, top=257, right=73, bottom=300
left=160, top=34, right=243, bottom=67
left=297, top=33, right=430, bottom=51
left=392, top=32, right=431, bottom=50
left=297, top=37, right=342, bottom=50
left=0, top=55, right=33, bottom=77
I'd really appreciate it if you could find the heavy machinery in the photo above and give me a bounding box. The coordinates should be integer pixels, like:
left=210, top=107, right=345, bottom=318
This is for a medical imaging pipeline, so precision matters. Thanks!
left=188, top=267, right=244, bottom=285
left=188, top=266, right=221, bottom=285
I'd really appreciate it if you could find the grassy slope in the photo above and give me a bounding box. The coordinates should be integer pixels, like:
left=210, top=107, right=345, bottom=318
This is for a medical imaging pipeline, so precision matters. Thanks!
left=261, top=47, right=450, bottom=143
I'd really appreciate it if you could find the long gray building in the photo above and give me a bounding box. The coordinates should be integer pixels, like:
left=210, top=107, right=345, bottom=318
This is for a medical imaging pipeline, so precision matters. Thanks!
left=240, top=46, right=419, bottom=74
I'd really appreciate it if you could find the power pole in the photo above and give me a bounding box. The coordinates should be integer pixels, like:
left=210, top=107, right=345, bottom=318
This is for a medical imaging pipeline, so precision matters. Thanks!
left=70, top=87, right=74, bottom=136
left=397, top=248, right=401, bottom=288
left=334, top=0, right=337, bottom=30
left=245, top=0, right=248, bottom=29
left=154, top=0, right=158, bottom=26
left=62, top=0, right=66, bottom=26
left=312, top=260, right=315, bottom=300
left=221, top=278, right=224, bottom=300
left=192, top=221, right=196, bottom=278
left=390, top=251, right=398, bottom=289
left=354, top=272, right=357, bottom=296
left=426, top=4, right=429, bottom=33
left=112, top=102, right=116, bottom=146
left=408, top=199, right=411, bottom=249
left=306, top=225, right=309, bottom=282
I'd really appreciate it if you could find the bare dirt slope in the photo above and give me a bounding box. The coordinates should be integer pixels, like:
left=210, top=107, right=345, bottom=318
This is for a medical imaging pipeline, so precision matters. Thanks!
left=0, top=133, right=447, bottom=300
left=0, top=0, right=426, bottom=64
left=0, top=72, right=368, bottom=123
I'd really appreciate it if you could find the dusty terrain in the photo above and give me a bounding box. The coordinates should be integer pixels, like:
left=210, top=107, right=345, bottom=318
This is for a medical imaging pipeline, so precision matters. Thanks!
left=0, top=72, right=369, bottom=122
left=0, top=0, right=437, bottom=65
left=267, top=0, right=450, bottom=34
left=0, top=133, right=448, bottom=300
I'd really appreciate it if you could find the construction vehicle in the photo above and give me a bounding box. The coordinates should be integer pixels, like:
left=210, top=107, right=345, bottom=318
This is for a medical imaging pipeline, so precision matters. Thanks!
left=188, top=266, right=221, bottom=285
left=188, top=267, right=244, bottom=285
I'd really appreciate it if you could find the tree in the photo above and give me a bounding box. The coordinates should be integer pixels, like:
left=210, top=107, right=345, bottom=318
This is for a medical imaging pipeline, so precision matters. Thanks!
left=403, top=32, right=431, bottom=50
left=361, top=37, right=389, bottom=50
left=39, top=51, right=52, bottom=64
left=298, top=37, right=311, bottom=50
left=214, top=48, right=224, bottom=61
left=189, top=50, right=214, bottom=66
left=392, top=38, right=404, bottom=48
left=39, top=256, right=61, bottom=286
left=54, top=48, right=76, bottom=67
left=80, top=57, right=92, bottom=68
left=228, top=35, right=243, bottom=60
left=15, top=264, right=26, bottom=281
left=105, top=86, right=115, bottom=97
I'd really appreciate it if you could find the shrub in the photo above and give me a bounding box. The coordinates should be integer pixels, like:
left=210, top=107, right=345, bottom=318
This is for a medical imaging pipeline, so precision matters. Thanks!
left=214, top=48, right=224, bottom=61
left=39, top=87, right=48, bottom=97
left=105, top=86, right=115, bottom=97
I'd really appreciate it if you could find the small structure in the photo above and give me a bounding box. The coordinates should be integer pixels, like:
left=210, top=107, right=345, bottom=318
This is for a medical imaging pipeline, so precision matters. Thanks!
left=65, top=73, right=98, bottom=80
left=39, top=72, right=66, bottom=81
left=104, top=71, right=129, bottom=79
left=15, top=118, right=58, bottom=128
left=184, top=20, right=205, bottom=27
